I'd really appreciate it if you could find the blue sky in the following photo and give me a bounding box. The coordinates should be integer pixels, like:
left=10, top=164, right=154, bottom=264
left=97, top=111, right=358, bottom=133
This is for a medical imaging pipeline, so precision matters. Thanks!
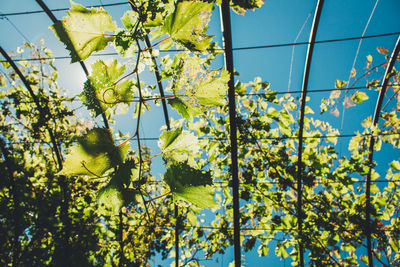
left=1, top=0, right=400, bottom=266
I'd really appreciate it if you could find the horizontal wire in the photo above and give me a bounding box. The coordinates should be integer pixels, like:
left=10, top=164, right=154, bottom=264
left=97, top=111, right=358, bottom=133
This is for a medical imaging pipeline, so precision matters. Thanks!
left=1, top=32, right=399, bottom=63
left=0, top=2, right=129, bottom=17
left=0, top=84, right=384, bottom=105
left=135, top=224, right=398, bottom=233
left=2, top=131, right=399, bottom=145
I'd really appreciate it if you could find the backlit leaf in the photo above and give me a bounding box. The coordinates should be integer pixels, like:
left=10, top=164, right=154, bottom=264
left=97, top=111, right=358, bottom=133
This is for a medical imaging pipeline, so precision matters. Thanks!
left=162, top=1, right=213, bottom=51
left=168, top=97, right=202, bottom=120
left=59, top=128, right=124, bottom=176
left=335, top=79, right=347, bottom=89
left=50, top=1, right=117, bottom=62
left=158, top=128, right=199, bottom=162
left=82, top=60, right=135, bottom=115
left=98, top=184, right=123, bottom=216
left=195, top=70, right=229, bottom=106
left=351, top=91, right=369, bottom=103
left=164, top=162, right=216, bottom=208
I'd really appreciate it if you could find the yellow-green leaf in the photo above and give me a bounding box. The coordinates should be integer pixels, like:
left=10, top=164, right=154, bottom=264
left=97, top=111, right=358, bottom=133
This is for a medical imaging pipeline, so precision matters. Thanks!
left=50, top=1, right=117, bottom=63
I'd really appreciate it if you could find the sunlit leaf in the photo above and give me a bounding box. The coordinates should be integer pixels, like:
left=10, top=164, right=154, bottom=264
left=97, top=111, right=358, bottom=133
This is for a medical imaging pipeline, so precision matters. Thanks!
left=158, top=128, right=199, bottom=162
left=59, top=128, right=124, bottom=176
left=162, top=1, right=213, bottom=51
left=390, top=160, right=400, bottom=171
left=98, top=184, right=123, bottom=215
left=195, top=70, right=229, bottom=106
left=168, top=97, right=202, bottom=120
left=50, top=0, right=117, bottom=62
left=230, top=0, right=265, bottom=15
left=164, top=162, right=216, bottom=208
left=335, top=79, right=347, bottom=89
left=351, top=91, right=369, bottom=103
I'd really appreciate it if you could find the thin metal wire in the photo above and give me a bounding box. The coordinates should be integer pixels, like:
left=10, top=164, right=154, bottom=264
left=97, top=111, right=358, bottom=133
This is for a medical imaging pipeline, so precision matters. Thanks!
left=1, top=32, right=398, bottom=63
left=0, top=2, right=129, bottom=17
left=3, top=131, right=399, bottom=145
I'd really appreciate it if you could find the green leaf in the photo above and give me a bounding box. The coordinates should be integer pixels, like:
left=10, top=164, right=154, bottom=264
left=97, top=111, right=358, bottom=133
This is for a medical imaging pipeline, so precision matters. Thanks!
left=82, top=60, right=134, bottom=115
left=50, top=1, right=117, bottom=63
left=390, top=160, right=400, bottom=171
left=0, top=74, right=7, bottom=87
left=351, top=91, right=369, bottom=103
left=98, top=184, right=123, bottom=215
left=158, top=128, right=199, bottom=162
left=164, top=162, right=216, bottom=208
left=162, top=1, right=213, bottom=51
left=335, top=80, right=347, bottom=89
left=168, top=97, right=201, bottom=120
left=366, top=54, right=373, bottom=63
left=230, top=0, right=265, bottom=15
left=195, top=70, right=229, bottom=106
left=59, top=128, right=124, bottom=176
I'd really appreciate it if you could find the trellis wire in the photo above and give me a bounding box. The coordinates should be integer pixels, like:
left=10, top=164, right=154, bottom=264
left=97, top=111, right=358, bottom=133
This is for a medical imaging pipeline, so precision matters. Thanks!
left=0, top=1, right=129, bottom=17
left=4, top=131, right=400, bottom=145
left=1, top=32, right=398, bottom=63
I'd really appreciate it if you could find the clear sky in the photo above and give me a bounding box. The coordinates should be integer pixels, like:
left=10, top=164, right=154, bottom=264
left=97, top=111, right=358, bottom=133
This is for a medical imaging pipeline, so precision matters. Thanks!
left=1, top=0, right=400, bottom=266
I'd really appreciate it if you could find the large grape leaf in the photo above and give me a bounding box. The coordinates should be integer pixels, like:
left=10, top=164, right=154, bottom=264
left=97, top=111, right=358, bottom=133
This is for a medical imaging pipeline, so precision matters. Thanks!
left=162, top=1, right=213, bottom=51
left=80, top=60, right=135, bottom=116
left=97, top=160, right=137, bottom=215
left=158, top=128, right=199, bottom=162
left=98, top=184, right=123, bottom=216
left=59, top=128, right=126, bottom=176
left=167, top=97, right=202, bottom=120
left=50, top=1, right=117, bottom=63
left=164, top=162, right=217, bottom=208
left=195, top=70, right=229, bottom=106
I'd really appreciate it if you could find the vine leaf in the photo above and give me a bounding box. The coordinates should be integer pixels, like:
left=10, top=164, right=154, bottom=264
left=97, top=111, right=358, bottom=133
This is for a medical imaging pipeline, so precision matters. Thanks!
left=98, top=159, right=137, bottom=215
left=194, top=69, right=229, bottom=106
left=351, top=91, right=369, bottom=103
left=85, top=60, right=134, bottom=115
left=164, top=162, right=217, bottom=208
left=162, top=0, right=213, bottom=51
left=59, top=128, right=126, bottom=176
left=98, top=184, right=123, bottom=216
left=168, top=98, right=202, bottom=120
left=158, top=128, right=199, bottom=162
left=229, top=0, right=265, bottom=16
left=50, top=0, right=117, bottom=63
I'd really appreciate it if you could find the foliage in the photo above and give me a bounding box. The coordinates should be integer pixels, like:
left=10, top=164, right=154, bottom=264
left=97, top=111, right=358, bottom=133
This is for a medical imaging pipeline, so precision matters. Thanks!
left=1, top=0, right=399, bottom=266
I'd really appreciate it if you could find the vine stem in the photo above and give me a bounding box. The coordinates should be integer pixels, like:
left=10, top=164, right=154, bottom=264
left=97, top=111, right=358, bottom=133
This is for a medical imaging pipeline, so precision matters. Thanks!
left=117, top=132, right=137, bottom=148
left=142, top=152, right=163, bottom=163
left=142, top=36, right=172, bottom=53
left=144, top=191, right=171, bottom=203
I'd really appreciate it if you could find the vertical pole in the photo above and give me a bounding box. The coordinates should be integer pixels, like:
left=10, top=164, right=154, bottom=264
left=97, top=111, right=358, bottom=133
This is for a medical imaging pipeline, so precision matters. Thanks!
left=220, top=1, right=241, bottom=266
left=296, top=1, right=324, bottom=266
